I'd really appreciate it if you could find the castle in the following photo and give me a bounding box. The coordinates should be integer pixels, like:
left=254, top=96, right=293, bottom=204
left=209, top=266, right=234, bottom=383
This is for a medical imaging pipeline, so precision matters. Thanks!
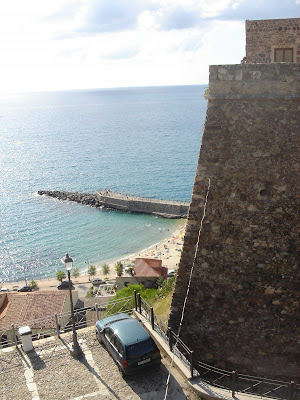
left=169, top=18, right=300, bottom=381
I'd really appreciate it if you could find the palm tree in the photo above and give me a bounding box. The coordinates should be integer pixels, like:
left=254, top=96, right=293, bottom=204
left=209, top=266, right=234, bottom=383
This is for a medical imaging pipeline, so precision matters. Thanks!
left=56, top=270, right=66, bottom=282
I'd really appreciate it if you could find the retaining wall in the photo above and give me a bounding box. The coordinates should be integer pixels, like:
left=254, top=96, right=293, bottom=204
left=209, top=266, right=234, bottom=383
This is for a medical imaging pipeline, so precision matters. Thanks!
left=38, top=190, right=189, bottom=219
left=169, top=63, right=300, bottom=382
left=96, top=192, right=189, bottom=218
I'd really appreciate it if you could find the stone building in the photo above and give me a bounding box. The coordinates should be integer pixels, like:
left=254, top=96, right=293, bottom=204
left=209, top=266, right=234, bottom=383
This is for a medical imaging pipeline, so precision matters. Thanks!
left=169, top=20, right=300, bottom=382
left=246, top=18, right=300, bottom=63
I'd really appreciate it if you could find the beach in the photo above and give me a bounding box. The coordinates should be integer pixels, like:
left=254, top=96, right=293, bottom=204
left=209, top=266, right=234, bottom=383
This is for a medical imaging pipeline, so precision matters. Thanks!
left=1, top=221, right=186, bottom=293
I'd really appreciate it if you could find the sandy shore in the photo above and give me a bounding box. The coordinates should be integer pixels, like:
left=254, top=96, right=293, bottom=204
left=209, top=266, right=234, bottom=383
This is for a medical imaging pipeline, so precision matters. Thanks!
left=1, top=221, right=186, bottom=292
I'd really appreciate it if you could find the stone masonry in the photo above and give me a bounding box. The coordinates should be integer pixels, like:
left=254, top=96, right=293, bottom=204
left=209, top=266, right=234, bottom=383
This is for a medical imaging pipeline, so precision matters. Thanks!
left=169, top=63, right=300, bottom=382
left=38, top=190, right=189, bottom=218
left=96, top=191, right=189, bottom=218
left=246, top=18, right=300, bottom=63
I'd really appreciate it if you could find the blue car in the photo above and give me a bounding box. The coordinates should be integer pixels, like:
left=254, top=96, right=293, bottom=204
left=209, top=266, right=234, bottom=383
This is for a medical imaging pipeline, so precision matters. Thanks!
left=96, top=313, right=161, bottom=375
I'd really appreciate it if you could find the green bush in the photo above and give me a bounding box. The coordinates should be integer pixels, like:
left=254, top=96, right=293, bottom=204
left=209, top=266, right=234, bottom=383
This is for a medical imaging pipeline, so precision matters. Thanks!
left=115, top=261, right=124, bottom=276
left=107, top=284, right=157, bottom=315
left=86, top=286, right=95, bottom=298
left=155, top=274, right=176, bottom=300
left=115, top=284, right=157, bottom=304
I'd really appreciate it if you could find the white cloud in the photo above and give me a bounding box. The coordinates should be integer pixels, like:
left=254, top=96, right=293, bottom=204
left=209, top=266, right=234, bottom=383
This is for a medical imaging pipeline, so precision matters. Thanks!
left=0, top=0, right=298, bottom=93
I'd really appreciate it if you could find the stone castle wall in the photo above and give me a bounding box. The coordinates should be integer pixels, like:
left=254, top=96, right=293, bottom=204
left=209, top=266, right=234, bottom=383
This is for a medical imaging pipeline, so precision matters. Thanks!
left=169, top=63, right=300, bottom=381
left=246, top=18, right=300, bottom=63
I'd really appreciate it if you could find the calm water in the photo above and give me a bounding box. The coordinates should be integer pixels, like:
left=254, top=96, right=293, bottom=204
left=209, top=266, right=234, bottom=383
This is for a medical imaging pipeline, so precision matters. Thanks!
left=0, top=85, right=207, bottom=282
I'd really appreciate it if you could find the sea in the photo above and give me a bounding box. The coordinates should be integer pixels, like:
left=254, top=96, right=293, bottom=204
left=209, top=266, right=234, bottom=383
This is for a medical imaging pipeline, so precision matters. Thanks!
left=0, top=85, right=207, bottom=283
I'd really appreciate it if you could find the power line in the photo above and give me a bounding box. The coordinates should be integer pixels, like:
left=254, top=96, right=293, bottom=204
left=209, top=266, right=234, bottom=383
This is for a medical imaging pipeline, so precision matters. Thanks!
left=164, top=178, right=211, bottom=399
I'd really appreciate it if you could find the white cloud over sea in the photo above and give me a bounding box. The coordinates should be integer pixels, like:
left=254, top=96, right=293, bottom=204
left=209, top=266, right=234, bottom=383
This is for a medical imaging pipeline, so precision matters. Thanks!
left=0, top=0, right=299, bottom=93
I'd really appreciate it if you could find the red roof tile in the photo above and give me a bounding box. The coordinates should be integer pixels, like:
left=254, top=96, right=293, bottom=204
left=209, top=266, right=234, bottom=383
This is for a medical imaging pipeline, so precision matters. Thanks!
left=134, top=258, right=167, bottom=278
left=0, top=291, right=68, bottom=329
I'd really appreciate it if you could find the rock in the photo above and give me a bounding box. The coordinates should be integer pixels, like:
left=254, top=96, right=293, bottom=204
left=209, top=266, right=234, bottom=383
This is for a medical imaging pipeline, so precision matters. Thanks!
left=257, top=263, right=265, bottom=269
left=265, top=286, right=275, bottom=295
left=272, top=300, right=280, bottom=305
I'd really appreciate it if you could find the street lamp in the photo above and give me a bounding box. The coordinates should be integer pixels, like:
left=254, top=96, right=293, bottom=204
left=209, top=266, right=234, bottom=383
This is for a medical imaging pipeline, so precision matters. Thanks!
left=61, top=253, right=83, bottom=358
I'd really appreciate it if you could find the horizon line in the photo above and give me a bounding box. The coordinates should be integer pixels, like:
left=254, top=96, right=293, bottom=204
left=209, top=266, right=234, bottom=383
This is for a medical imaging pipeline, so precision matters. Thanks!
left=0, top=83, right=209, bottom=97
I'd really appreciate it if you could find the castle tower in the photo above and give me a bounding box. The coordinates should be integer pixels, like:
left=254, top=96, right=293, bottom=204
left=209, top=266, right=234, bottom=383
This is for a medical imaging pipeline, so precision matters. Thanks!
left=169, top=58, right=300, bottom=380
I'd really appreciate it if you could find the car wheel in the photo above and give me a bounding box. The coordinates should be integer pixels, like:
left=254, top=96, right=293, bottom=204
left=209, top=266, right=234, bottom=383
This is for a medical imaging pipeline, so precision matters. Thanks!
left=117, top=363, right=126, bottom=378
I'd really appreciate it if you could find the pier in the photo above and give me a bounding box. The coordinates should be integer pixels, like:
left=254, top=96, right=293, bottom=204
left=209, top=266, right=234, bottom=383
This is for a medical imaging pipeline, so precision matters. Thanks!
left=38, top=190, right=189, bottom=219
left=96, top=191, right=189, bottom=218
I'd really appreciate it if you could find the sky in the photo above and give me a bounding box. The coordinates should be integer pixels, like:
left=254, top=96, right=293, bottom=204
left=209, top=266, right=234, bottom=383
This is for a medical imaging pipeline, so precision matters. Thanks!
left=0, top=0, right=299, bottom=93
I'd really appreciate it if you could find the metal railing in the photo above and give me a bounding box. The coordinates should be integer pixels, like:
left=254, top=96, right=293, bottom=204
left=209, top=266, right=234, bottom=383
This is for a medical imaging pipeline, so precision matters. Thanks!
left=1, top=291, right=299, bottom=400
left=132, top=292, right=299, bottom=400
left=0, top=296, right=133, bottom=348
left=195, top=361, right=299, bottom=400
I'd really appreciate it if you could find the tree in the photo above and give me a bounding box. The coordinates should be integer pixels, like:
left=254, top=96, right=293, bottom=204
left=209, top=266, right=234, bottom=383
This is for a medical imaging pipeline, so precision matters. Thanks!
left=72, top=267, right=80, bottom=279
left=30, top=280, right=38, bottom=290
left=56, top=270, right=66, bottom=282
left=87, top=265, right=96, bottom=280
left=101, top=263, right=110, bottom=278
left=115, top=261, right=123, bottom=277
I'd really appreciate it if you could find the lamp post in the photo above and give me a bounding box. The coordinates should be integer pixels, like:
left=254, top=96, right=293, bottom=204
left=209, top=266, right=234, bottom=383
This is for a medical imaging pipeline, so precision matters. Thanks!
left=61, top=253, right=83, bottom=358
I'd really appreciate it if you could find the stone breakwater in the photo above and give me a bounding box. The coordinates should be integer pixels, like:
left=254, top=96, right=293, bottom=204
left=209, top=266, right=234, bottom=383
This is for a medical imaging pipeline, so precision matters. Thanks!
left=38, top=190, right=189, bottom=219
left=38, top=190, right=101, bottom=206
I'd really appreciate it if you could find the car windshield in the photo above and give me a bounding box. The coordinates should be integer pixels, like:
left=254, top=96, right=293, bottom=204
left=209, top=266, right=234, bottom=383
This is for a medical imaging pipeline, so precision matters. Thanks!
left=126, top=339, right=156, bottom=359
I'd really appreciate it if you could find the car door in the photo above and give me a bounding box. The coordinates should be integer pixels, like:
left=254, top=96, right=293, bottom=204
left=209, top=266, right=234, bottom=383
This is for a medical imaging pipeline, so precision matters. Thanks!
left=103, top=327, right=115, bottom=358
left=110, top=334, right=124, bottom=368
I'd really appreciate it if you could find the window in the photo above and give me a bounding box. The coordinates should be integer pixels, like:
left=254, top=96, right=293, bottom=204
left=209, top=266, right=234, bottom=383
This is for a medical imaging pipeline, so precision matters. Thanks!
left=104, top=328, right=113, bottom=342
left=112, top=336, right=124, bottom=357
left=274, top=48, right=293, bottom=62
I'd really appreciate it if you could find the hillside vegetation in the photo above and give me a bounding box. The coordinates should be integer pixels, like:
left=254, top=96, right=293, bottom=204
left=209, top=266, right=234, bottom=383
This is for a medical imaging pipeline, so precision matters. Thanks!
left=109, top=275, right=177, bottom=324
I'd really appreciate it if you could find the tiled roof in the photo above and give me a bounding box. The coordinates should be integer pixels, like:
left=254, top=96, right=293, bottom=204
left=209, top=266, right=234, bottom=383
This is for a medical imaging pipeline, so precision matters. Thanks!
left=134, top=258, right=167, bottom=278
left=0, top=291, right=68, bottom=329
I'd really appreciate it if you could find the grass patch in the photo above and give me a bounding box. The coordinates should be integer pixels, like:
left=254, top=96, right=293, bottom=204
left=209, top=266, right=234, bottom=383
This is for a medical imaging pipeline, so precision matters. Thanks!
left=153, top=291, right=174, bottom=324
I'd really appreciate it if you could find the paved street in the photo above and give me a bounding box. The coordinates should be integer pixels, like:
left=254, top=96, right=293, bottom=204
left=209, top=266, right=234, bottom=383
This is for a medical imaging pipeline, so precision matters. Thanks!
left=0, top=326, right=198, bottom=400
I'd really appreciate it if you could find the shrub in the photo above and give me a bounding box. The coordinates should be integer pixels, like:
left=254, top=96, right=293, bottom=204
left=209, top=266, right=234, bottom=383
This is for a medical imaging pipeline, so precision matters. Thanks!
left=107, top=284, right=157, bottom=315
left=155, top=274, right=176, bottom=300
left=115, top=261, right=124, bottom=276
left=86, top=286, right=95, bottom=298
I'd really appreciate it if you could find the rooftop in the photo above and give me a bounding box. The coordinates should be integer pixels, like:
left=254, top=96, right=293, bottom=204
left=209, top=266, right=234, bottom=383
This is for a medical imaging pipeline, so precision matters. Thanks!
left=134, top=258, right=168, bottom=278
left=0, top=291, right=68, bottom=329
